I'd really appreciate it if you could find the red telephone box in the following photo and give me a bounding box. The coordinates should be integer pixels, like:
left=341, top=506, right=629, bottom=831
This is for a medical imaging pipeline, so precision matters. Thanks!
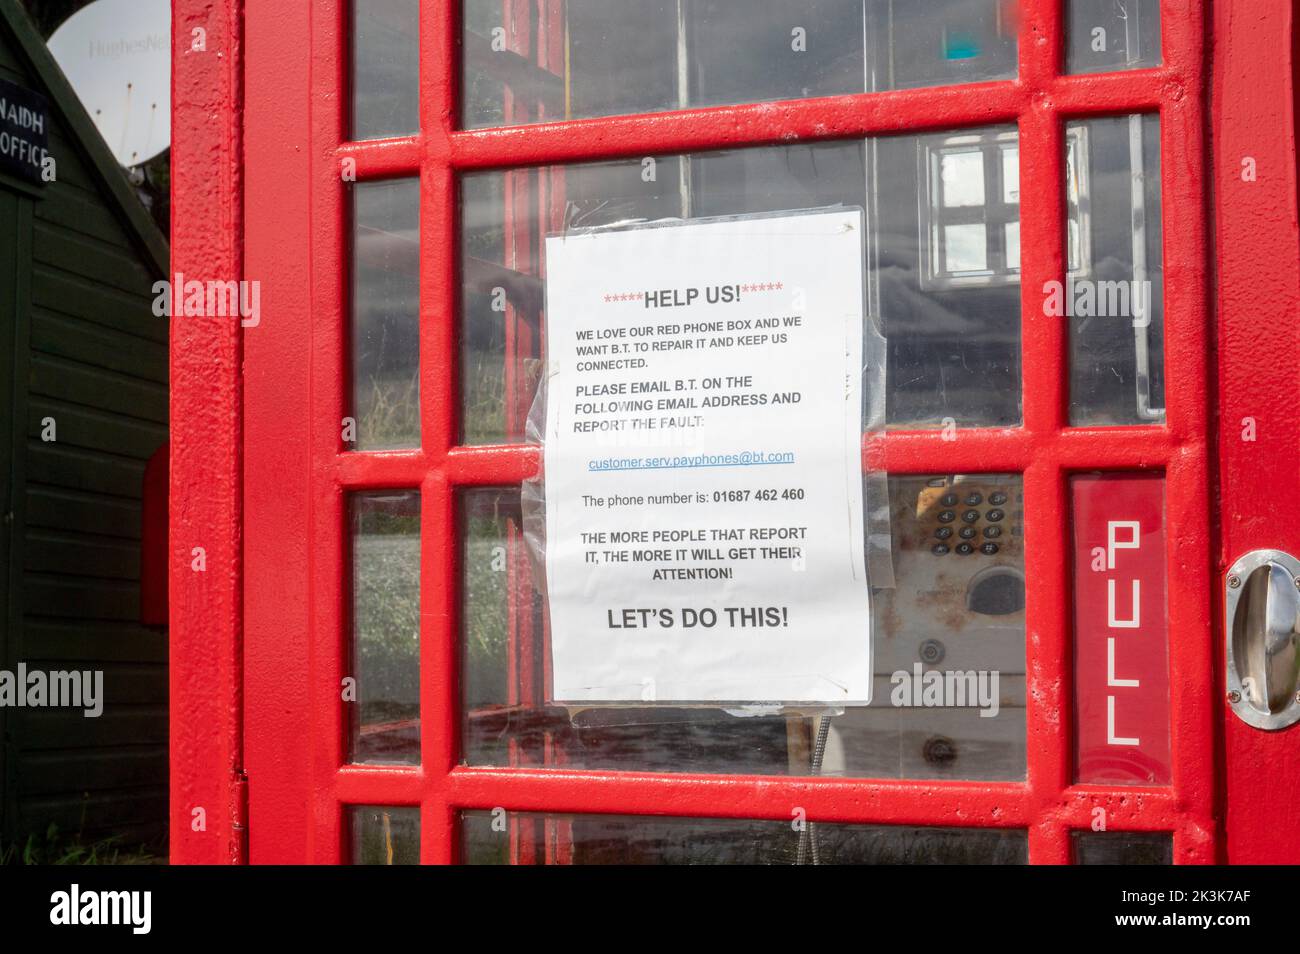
left=169, top=0, right=1300, bottom=864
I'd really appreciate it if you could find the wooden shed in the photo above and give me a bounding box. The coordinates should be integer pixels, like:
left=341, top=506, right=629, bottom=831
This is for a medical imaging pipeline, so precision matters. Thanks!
left=0, top=0, right=168, bottom=853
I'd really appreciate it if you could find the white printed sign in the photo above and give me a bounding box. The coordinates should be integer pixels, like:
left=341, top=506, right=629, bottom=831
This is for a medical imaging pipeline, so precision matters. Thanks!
left=542, top=209, right=872, bottom=704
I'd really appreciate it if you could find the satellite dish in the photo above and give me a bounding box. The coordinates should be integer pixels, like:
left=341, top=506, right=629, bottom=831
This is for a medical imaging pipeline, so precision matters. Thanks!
left=48, top=0, right=170, bottom=167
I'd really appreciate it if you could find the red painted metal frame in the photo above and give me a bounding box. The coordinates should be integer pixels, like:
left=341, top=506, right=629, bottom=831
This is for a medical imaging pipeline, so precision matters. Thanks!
left=231, top=0, right=1217, bottom=864
left=170, top=0, right=246, bottom=863
left=1214, top=0, right=1300, bottom=863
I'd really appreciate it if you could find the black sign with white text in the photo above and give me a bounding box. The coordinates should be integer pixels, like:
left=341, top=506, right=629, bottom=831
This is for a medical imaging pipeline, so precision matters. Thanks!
left=0, top=77, right=50, bottom=186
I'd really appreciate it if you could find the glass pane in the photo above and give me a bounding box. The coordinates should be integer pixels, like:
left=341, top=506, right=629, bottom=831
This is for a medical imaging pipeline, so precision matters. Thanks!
left=944, top=224, right=988, bottom=272
left=1001, top=146, right=1019, bottom=203
left=352, top=0, right=420, bottom=139
left=461, top=0, right=1017, bottom=129
left=876, top=0, right=1017, bottom=91
left=1005, top=222, right=1020, bottom=270
left=462, top=475, right=1025, bottom=781
left=460, top=127, right=1023, bottom=444
left=693, top=0, right=868, bottom=105
left=1073, top=831, right=1172, bottom=865
left=1064, top=115, right=1164, bottom=425
left=1071, top=474, right=1170, bottom=786
left=941, top=151, right=985, bottom=207
left=895, top=128, right=1021, bottom=425
left=463, top=811, right=1028, bottom=864
left=350, top=491, right=421, bottom=765
left=1066, top=0, right=1161, bottom=75
left=840, top=474, right=1026, bottom=780
left=349, top=806, right=420, bottom=864
left=353, top=179, right=421, bottom=450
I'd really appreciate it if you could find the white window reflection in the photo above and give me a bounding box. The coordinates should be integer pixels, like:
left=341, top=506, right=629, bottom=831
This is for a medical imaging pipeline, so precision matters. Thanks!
left=1001, top=146, right=1020, bottom=203
left=921, top=131, right=1020, bottom=288
left=944, top=224, right=988, bottom=272
left=921, top=130, right=1088, bottom=289
left=941, top=151, right=986, bottom=207
left=1004, top=221, right=1020, bottom=270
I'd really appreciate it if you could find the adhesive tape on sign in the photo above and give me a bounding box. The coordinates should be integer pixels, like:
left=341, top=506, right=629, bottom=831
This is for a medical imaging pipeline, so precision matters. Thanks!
left=48, top=0, right=171, bottom=167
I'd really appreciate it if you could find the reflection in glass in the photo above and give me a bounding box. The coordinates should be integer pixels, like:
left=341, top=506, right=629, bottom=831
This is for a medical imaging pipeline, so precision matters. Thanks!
left=461, top=476, right=1025, bottom=781
left=463, top=811, right=1028, bottom=864
left=353, top=0, right=420, bottom=139
left=353, top=179, right=421, bottom=449
left=461, top=0, right=1017, bottom=129
left=940, top=150, right=986, bottom=207
left=1066, top=0, right=1161, bottom=75
left=874, top=127, right=1021, bottom=426
left=1001, top=146, right=1020, bottom=203
left=350, top=492, right=421, bottom=765
left=1073, top=831, right=1172, bottom=865
left=350, top=805, right=421, bottom=864
left=920, top=130, right=1020, bottom=292
left=1065, top=115, right=1164, bottom=425
left=944, top=224, right=988, bottom=272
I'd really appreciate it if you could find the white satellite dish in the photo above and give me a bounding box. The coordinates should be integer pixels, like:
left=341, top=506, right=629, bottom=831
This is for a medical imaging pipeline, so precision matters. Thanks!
left=48, top=0, right=170, bottom=167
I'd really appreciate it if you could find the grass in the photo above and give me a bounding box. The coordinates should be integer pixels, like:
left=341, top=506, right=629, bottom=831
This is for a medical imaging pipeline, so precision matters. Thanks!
left=0, top=824, right=157, bottom=866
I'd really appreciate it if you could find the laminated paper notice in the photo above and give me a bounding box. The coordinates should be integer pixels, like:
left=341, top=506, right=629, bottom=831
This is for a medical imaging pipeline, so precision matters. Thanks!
left=542, top=209, right=871, bottom=705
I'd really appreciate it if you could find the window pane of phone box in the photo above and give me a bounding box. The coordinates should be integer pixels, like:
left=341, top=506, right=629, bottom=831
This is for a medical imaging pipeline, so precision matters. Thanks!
left=1072, top=831, right=1172, bottom=865
left=461, top=0, right=1017, bottom=130
left=353, top=0, right=420, bottom=140
left=353, top=179, right=421, bottom=450
left=461, top=128, right=1022, bottom=445
left=351, top=492, right=421, bottom=765
left=349, top=805, right=420, bottom=864
left=461, top=476, right=1024, bottom=780
left=462, top=811, right=1027, bottom=864
left=1066, top=115, right=1164, bottom=425
left=1066, top=0, right=1161, bottom=75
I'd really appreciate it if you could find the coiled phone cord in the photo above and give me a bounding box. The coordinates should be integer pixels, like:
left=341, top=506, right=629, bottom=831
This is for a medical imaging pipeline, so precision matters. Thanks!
left=795, top=714, right=832, bottom=865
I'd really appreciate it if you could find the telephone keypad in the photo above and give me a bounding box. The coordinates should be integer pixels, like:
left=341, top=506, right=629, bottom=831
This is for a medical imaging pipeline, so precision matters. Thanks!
left=913, top=478, right=1022, bottom=559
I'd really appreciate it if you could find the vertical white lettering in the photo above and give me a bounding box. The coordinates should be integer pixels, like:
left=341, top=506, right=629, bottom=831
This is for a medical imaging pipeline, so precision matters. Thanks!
left=1107, top=695, right=1140, bottom=746
left=1106, top=520, right=1141, bottom=568
left=1107, top=578, right=1141, bottom=628
left=1107, top=637, right=1140, bottom=687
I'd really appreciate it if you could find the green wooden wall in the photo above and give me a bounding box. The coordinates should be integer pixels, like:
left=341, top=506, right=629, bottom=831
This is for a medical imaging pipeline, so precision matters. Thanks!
left=0, top=3, right=168, bottom=852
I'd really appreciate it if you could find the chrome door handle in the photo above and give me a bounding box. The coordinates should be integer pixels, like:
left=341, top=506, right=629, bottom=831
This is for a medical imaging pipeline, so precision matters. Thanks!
left=1226, top=550, right=1300, bottom=730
